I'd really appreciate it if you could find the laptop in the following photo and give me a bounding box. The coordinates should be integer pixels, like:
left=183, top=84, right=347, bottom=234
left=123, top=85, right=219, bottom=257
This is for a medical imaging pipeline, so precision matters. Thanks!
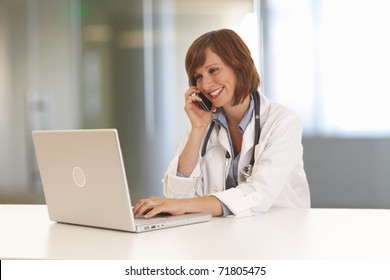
left=32, top=129, right=211, bottom=232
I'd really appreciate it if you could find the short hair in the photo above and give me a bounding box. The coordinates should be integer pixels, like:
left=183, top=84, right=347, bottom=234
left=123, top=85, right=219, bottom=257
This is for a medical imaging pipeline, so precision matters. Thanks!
left=185, top=29, right=260, bottom=106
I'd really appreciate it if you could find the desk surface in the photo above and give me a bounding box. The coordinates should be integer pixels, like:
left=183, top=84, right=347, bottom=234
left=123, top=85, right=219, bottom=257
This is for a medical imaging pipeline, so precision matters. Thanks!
left=1, top=204, right=390, bottom=260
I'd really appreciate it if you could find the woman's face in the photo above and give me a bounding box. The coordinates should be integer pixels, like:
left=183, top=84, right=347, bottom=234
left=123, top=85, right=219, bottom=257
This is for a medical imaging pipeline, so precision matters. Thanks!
left=193, top=48, right=237, bottom=108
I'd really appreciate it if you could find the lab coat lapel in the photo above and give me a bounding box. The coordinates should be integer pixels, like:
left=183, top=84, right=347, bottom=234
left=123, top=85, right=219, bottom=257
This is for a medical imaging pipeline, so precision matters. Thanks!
left=217, top=127, right=231, bottom=154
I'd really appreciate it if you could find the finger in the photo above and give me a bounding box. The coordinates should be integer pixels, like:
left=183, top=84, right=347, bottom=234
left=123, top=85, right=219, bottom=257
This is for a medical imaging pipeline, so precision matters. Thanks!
left=143, top=206, right=164, bottom=218
left=133, top=200, right=144, bottom=217
left=185, top=88, right=202, bottom=101
left=133, top=204, right=144, bottom=218
left=185, top=87, right=199, bottom=97
left=187, top=94, right=201, bottom=104
left=135, top=205, right=153, bottom=218
left=133, top=199, right=154, bottom=218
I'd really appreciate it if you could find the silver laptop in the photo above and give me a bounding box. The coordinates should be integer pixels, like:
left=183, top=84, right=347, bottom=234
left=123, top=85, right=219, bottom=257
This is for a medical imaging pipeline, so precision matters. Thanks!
left=32, top=129, right=211, bottom=232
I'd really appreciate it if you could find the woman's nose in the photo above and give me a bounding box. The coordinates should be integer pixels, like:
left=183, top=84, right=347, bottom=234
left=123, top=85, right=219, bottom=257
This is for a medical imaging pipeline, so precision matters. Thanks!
left=201, top=75, right=214, bottom=91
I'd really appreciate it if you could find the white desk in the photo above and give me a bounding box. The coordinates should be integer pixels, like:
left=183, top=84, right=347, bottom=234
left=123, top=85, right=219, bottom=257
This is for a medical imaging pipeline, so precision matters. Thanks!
left=1, top=204, right=390, bottom=260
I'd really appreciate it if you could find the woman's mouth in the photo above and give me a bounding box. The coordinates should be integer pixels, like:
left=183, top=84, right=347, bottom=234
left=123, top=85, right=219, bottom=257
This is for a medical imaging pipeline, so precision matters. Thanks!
left=209, top=87, right=224, bottom=99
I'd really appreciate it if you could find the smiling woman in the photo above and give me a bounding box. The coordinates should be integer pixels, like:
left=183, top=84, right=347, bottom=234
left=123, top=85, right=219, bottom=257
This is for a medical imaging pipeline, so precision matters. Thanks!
left=186, top=30, right=259, bottom=106
left=133, top=29, right=310, bottom=219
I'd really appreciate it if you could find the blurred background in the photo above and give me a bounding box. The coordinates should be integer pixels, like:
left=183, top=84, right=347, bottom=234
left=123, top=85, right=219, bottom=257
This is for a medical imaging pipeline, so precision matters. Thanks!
left=1, top=0, right=389, bottom=208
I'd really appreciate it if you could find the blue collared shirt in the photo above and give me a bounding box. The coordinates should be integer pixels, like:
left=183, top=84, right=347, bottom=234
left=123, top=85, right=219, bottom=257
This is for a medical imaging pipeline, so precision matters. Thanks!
left=212, top=96, right=255, bottom=189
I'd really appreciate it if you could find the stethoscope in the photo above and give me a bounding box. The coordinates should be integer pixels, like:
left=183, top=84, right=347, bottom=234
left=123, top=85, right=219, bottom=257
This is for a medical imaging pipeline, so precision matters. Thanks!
left=201, top=91, right=261, bottom=183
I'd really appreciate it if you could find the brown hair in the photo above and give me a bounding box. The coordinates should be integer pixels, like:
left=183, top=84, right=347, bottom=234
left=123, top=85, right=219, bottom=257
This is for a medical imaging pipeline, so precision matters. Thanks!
left=185, top=29, right=260, bottom=105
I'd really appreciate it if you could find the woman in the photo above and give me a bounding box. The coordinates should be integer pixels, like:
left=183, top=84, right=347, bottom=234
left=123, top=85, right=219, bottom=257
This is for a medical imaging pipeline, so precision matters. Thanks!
left=134, top=29, right=310, bottom=218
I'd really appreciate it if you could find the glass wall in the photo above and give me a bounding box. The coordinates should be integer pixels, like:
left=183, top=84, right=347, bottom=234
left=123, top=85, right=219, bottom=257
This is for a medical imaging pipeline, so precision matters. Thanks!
left=0, top=0, right=257, bottom=204
left=0, top=0, right=81, bottom=203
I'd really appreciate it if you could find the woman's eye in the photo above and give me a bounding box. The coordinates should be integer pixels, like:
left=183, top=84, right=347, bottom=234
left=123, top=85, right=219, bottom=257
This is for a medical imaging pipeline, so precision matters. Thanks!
left=208, top=67, right=219, bottom=74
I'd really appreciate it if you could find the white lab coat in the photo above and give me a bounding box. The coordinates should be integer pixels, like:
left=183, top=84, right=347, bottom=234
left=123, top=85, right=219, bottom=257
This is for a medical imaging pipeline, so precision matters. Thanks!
left=163, top=92, right=310, bottom=217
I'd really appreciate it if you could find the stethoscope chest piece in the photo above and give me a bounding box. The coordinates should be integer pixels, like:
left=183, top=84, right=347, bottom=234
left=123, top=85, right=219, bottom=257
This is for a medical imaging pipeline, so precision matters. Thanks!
left=239, top=164, right=253, bottom=182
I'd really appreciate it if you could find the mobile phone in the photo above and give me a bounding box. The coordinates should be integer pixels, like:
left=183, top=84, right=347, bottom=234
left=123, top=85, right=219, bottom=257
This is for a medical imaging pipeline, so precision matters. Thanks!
left=197, top=92, right=212, bottom=111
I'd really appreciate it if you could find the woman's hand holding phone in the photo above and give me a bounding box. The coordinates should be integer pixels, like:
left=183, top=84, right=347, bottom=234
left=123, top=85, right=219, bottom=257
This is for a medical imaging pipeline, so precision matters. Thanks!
left=185, top=88, right=215, bottom=129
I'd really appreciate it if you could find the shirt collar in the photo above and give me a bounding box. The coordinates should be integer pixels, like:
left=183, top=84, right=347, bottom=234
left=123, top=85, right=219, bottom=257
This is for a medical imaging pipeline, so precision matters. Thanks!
left=212, top=94, right=255, bottom=134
